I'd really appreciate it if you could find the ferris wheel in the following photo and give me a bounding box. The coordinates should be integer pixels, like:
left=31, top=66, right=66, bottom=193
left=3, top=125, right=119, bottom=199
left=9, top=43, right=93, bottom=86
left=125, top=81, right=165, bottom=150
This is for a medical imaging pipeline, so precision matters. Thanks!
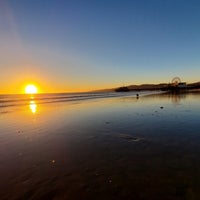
left=172, top=77, right=181, bottom=86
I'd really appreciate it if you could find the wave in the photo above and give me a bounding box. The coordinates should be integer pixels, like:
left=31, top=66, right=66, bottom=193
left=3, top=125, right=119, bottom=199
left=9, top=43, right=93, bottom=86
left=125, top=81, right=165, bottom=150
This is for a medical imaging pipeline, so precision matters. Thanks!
left=0, top=91, right=158, bottom=108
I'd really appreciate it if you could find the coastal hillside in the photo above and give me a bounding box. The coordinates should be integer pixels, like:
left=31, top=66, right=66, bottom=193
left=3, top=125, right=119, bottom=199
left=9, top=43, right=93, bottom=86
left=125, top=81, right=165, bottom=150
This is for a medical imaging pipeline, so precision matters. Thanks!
left=93, top=82, right=200, bottom=92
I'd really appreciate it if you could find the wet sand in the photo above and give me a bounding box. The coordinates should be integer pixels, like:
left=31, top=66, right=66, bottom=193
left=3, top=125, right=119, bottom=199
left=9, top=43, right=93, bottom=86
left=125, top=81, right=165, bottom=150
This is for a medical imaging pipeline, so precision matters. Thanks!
left=1, top=92, right=200, bottom=199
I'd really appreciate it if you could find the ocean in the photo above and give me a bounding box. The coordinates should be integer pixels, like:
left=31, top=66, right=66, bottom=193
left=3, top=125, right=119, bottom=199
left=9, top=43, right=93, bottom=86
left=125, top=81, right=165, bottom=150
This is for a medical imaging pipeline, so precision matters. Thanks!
left=0, top=91, right=158, bottom=110
left=1, top=90, right=200, bottom=199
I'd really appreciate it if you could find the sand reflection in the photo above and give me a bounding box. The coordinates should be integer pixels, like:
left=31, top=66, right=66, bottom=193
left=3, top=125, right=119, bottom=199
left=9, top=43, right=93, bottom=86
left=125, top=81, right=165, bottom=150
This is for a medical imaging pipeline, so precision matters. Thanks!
left=29, top=100, right=37, bottom=114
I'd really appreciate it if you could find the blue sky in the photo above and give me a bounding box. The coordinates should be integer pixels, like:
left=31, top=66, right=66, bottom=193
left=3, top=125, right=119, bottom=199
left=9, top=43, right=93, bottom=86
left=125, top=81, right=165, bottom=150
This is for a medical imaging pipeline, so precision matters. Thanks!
left=1, top=0, right=200, bottom=93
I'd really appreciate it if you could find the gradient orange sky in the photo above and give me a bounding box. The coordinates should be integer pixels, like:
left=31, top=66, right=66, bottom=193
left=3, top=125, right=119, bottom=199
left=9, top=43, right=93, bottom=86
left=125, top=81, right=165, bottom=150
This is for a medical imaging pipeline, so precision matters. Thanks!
left=1, top=0, right=200, bottom=94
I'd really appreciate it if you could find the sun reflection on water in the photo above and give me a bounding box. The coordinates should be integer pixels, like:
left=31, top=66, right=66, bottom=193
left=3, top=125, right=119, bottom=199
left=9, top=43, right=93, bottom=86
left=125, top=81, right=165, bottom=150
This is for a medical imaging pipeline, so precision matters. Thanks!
left=29, top=100, right=37, bottom=114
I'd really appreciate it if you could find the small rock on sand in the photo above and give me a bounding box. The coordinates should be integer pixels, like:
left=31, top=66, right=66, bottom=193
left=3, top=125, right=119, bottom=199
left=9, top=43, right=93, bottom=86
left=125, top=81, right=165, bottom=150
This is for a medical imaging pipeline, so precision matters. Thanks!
left=118, top=134, right=142, bottom=142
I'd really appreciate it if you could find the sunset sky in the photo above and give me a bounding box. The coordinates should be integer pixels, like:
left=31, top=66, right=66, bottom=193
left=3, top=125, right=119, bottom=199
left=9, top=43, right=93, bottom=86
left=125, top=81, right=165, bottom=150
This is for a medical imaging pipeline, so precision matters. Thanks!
left=1, top=0, right=200, bottom=94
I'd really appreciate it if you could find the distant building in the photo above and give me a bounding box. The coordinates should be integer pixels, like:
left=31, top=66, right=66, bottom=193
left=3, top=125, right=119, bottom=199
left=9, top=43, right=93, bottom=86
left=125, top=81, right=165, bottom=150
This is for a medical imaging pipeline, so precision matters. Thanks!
left=178, top=82, right=187, bottom=88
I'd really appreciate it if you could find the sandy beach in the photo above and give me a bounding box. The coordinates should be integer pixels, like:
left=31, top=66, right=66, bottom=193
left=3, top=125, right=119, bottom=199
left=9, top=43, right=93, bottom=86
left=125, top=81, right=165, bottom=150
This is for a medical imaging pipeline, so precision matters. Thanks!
left=0, top=91, right=200, bottom=199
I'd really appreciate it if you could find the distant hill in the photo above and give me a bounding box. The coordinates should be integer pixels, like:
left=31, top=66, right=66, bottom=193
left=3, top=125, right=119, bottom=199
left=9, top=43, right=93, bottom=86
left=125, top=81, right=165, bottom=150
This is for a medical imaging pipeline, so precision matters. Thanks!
left=128, top=83, right=168, bottom=90
left=93, top=82, right=200, bottom=92
left=93, top=83, right=168, bottom=92
left=187, top=82, right=200, bottom=89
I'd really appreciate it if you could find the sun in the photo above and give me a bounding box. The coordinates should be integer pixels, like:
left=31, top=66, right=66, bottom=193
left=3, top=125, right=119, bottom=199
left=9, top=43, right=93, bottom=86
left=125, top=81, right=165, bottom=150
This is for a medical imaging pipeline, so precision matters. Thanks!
left=25, top=84, right=38, bottom=94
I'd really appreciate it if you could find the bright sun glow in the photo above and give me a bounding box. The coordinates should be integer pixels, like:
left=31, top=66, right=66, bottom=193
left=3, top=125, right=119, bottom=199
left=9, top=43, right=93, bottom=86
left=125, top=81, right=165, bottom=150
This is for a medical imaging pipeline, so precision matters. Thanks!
left=25, top=84, right=38, bottom=94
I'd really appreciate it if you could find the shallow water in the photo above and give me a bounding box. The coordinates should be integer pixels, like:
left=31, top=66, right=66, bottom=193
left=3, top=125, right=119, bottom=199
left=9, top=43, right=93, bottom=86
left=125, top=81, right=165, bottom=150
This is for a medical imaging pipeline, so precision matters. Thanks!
left=1, top=91, right=200, bottom=200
